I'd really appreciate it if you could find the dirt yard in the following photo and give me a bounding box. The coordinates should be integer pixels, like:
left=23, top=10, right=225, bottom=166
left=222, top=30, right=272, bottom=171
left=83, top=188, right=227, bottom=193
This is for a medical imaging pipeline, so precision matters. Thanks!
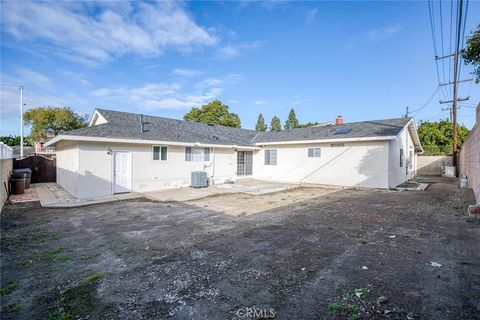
left=1, top=178, right=479, bottom=319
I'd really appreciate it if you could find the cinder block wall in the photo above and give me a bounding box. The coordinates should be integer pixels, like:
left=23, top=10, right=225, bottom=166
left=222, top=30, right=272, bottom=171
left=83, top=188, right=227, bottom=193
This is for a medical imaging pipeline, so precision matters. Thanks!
left=460, top=104, right=480, bottom=204
left=417, top=156, right=453, bottom=176
left=0, top=158, right=13, bottom=213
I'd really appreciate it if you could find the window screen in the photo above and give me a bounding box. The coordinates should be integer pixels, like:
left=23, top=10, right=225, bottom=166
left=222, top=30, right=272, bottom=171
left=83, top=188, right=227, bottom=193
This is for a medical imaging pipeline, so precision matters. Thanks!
left=153, top=146, right=168, bottom=161
left=185, top=147, right=210, bottom=161
left=400, top=148, right=404, bottom=167
left=308, top=148, right=321, bottom=157
left=265, top=149, right=277, bottom=165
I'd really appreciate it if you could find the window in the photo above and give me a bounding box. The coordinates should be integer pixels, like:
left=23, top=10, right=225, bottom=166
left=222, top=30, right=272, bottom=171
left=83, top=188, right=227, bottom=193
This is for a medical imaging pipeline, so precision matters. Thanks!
left=265, top=149, right=277, bottom=165
left=330, top=143, right=345, bottom=147
left=185, top=147, right=210, bottom=162
left=308, top=148, right=321, bottom=157
left=400, top=148, right=404, bottom=167
left=153, top=146, right=168, bottom=161
left=408, top=151, right=413, bottom=169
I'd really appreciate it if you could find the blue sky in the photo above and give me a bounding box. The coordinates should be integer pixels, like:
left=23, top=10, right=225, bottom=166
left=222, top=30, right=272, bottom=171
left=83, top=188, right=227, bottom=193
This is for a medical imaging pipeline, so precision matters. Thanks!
left=1, top=1, right=479, bottom=136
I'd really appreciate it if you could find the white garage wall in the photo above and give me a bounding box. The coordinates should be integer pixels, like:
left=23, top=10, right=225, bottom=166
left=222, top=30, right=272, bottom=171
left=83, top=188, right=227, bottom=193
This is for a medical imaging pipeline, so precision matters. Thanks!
left=74, top=142, right=237, bottom=199
left=252, top=141, right=390, bottom=189
left=388, top=127, right=415, bottom=188
left=56, top=141, right=79, bottom=197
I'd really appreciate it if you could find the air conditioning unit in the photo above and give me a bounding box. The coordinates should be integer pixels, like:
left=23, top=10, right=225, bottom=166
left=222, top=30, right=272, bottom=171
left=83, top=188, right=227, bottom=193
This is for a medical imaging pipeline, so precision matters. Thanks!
left=191, top=171, right=208, bottom=188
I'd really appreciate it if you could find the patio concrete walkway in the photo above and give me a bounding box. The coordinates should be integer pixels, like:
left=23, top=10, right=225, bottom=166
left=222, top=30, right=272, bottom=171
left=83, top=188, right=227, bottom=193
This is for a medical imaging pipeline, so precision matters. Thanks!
left=33, top=179, right=298, bottom=207
left=35, top=183, right=141, bottom=208
left=144, top=179, right=299, bottom=202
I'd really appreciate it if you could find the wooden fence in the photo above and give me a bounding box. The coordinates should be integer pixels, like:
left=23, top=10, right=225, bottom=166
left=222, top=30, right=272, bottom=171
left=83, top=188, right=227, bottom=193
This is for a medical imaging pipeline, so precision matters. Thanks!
left=13, top=154, right=56, bottom=183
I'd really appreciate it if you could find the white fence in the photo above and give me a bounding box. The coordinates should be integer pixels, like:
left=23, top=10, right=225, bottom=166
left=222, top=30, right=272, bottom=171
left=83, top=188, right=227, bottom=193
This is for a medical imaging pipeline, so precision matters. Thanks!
left=0, top=142, right=13, bottom=159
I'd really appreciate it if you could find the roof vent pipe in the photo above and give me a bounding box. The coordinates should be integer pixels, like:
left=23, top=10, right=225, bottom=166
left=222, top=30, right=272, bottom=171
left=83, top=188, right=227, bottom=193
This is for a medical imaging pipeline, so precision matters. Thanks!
left=336, top=115, right=343, bottom=125
left=140, top=114, right=145, bottom=133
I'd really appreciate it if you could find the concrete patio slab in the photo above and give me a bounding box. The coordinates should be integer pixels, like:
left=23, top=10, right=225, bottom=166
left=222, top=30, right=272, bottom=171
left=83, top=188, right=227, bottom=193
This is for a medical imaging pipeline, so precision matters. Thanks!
left=35, top=183, right=142, bottom=208
left=143, top=179, right=299, bottom=202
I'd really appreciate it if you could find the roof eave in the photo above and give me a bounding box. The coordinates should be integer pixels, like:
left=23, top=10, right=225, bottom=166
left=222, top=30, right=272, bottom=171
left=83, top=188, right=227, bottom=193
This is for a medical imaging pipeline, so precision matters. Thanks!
left=45, top=135, right=260, bottom=149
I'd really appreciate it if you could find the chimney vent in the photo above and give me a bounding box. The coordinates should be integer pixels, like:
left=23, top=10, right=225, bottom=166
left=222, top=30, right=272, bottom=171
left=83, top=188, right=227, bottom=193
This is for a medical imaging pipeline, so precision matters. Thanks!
left=336, top=116, right=343, bottom=125
left=140, top=114, right=145, bottom=133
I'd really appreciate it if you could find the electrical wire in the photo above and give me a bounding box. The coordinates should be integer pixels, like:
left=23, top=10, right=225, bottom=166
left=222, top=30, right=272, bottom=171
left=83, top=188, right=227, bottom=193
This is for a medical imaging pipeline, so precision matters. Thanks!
left=428, top=0, right=450, bottom=101
left=457, top=0, right=469, bottom=82
left=22, top=86, right=67, bottom=106
left=439, top=0, right=448, bottom=99
left=410, top=86, right=440, bottom=117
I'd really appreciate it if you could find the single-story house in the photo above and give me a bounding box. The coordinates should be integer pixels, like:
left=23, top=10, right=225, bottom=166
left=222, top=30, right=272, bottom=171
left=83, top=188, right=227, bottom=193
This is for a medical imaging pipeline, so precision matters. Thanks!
left=45, top=109, right=423, bottom=199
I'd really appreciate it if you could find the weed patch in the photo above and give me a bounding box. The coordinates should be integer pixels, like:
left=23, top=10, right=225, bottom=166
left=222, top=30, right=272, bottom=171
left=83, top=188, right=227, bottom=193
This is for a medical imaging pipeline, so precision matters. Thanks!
left=1, top=282, right=17, bottom=296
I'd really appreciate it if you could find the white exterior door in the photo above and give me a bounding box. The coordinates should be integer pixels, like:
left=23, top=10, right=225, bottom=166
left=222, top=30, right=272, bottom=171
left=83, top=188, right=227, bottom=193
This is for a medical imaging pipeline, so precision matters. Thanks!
left=113, top=151, right=131, bottom=194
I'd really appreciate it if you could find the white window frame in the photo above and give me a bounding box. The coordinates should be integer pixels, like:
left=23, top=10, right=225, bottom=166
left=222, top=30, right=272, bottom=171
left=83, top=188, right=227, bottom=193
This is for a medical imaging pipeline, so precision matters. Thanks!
left=264, top=149, right=277, bottom=165
left=185, top=147, right=210, bottom=162
left=308, top=147, right=321, bottom=158
left=152, top=145, right=168, bottom=161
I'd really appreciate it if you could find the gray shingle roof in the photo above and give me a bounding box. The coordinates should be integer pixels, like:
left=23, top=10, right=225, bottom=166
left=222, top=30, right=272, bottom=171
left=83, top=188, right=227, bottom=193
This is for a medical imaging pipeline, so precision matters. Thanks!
left=252, top=118, right=412, bottom=144
left=60, top=109, right=412, bottom=146
left=63, top=109, right=258, bottom=146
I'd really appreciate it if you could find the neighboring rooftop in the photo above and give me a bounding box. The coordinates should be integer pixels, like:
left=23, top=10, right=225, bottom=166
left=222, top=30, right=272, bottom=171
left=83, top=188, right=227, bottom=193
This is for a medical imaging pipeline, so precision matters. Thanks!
left=49, top=108, right=415, bottom=147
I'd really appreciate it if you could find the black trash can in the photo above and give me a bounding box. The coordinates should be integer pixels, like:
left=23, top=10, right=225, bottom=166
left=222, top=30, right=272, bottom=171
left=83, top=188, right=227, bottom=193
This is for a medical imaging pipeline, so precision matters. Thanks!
left=12, top=175, right=26, bottom=195
left=12, top=169, right=32, bottom=189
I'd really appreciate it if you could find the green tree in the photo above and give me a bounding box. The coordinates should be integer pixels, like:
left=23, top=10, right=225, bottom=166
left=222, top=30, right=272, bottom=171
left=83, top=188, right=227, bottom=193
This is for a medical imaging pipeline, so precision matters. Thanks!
left=297, top=122, right=319, bottom=128
left=255, top=113, right=267, bottom=131
left=24, top=107, right=88, bottom=142
left=284, top=108, right=299, bottom=129
left=183, top=100, right=241, bottom=128
left=462, top=25, right=480, bottom=83
left=1, top=135, right=20, bottom=146
left=270, top=116, right=282, bottom=131
left=417, top=119, right=469, bottom=155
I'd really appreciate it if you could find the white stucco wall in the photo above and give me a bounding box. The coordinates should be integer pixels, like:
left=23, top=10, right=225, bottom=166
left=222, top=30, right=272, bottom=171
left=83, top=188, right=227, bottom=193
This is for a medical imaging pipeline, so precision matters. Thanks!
left=56, top=141, right=79, bottom=197
left=388, top=127, right=416, bottom=188
left=72, top=142, right=237, bottom=199
left=252, top=141, right=390, bottom=189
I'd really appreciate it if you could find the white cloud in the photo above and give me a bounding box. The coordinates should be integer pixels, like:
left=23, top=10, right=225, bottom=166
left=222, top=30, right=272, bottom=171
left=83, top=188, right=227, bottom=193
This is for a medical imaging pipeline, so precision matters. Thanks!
left=172, top=68, right=205, bottom=77
left=61, top=70, right=92, bottom=87
left=89, top=74, right=240, bottom=110
left=254, top=100, right=268, bottom=105
left=0, top=74, right=88, bottom=125
left=363, top=25, right=403, bottom=43
left=306, top=9, right=318, bottom=23
left=15, top=67, right=53, bottom=90
left=215, top=41, right=263, bottom=60
left=2, top=1, right=217, bottom=65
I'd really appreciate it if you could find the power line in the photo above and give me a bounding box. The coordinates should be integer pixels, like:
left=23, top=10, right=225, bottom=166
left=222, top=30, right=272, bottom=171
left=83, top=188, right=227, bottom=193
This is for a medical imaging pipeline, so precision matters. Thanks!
left=22, top=86, right=67, bottom=106
left=439, top=0, right=448, bottom=99
left=457, top=0, right=469, bottom=82
left=428, top=0, right=450, bottom=101
left=448, top=0, right=453, bottom=88
left=409, top=86, right=440, bottom=117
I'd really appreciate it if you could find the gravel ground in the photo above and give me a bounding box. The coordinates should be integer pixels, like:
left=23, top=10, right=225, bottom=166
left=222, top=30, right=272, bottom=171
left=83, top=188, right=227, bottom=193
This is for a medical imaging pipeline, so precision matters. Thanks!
left=1, top=177, right=479, bottom=320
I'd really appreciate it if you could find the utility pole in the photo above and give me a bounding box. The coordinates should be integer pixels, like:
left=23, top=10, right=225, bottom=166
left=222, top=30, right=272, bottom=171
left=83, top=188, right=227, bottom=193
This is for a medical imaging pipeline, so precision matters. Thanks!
left=451, top=0, right=463, bottom=174
left=20, top=85, right=24, bottom=158
left=435, top=0, right=465, bottom=176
